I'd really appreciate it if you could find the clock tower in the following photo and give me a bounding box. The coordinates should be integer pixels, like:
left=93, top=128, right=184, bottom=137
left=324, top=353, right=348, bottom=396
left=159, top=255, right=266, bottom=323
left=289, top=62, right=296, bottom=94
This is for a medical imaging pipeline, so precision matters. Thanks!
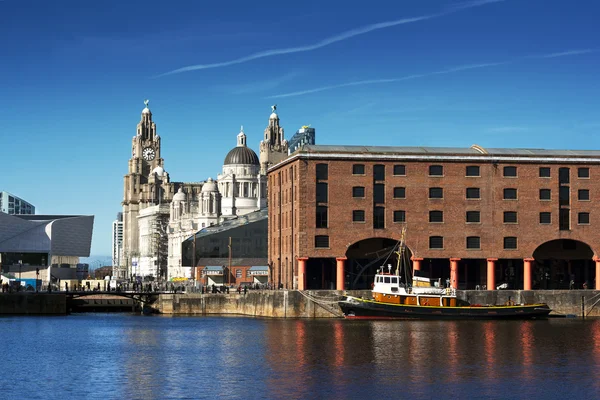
left=122, top=100, right=167, bottom=271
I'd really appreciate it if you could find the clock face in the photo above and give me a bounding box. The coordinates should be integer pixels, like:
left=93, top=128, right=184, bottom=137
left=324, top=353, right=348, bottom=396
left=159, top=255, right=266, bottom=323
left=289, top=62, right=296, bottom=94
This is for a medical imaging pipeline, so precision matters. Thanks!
left=142, top=147, right=156, bottom=161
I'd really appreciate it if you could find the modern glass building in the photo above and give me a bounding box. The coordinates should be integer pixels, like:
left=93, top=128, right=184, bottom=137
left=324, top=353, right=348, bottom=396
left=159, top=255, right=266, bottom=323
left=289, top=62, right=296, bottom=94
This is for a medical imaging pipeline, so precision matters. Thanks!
left=182, top=209, right=268, bottom=268
left=0, top=191, right=35, bottom=215
left=288, top=126, right=316, bottom=155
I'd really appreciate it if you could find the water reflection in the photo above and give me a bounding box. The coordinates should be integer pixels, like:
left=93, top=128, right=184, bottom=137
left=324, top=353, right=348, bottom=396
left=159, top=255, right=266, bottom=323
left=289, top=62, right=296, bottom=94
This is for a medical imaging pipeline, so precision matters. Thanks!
left=3, top=315, right=600, bottom=399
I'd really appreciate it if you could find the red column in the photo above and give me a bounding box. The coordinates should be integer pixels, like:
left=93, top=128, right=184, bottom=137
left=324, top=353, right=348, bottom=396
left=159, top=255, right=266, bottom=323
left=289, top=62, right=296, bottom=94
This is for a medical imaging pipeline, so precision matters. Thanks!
left=336, top=257, right=347, bottom=291
left=450, top=258, right=461, bottom=289
left=411, top=257, right=423, bottom=272
left=523, top=258, right=534, bottom=290
left=297, top=257, right=308, bottom=291
left=487, top=258, right=497, bottom=290
left=594, top=257, right=600, bottom=290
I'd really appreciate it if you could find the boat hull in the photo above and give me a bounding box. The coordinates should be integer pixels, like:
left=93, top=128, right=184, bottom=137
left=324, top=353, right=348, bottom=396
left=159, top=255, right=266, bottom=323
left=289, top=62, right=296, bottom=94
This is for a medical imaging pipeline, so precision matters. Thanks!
left=338, top=297, right=551, bottom=320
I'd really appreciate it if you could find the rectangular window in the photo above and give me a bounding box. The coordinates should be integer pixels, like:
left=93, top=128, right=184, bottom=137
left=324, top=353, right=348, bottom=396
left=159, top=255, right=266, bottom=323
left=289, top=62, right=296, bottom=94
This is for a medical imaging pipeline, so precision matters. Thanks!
left=352, top=164, right=365, bottom=175
left=352, top=186, right=365, bottom=198
left=316, top=164, right=328, bottom=180
left=559, top=168, right=570, bottom=184
left=504, top=211, right=518, bottom=223
left=466, top=166, right=480, bottom=177
left=373, top=206, right=385, bottom=229
left=503, top=188, right=517, bottom=200
left=393, top=165, right=406, bottom=176
left=316, top=206, right=328, bottom=228
left=393, top=210, right=406, bottom=223
left=316, top=182, right=328, bottom=203
left=393, top=187, right=406, bottom=199
left=559, top=209, right=570, bottom=230
left=429, top=165, right=443, bottom=176
left=540, top=212, right=552, bottom=224
left=373, top=164, right=385, bottom=181
left=559, top=186, right=570, bottom=206
left=315, top=235, right=329, bottom=248
left=466, top=187, right=480, bottom=199
left=429, top=187, right=443, bottom=199
left=429, top=236, right=443, bottom=249
left=539, top=167, right=551, bottom=178
left=353, top=210, right=365, bottom=222
left=374, top=184, right=385, bottom=204
left=578, top=212, right=590, bottom=225
left=539, top=189, right=551, bottom=200
left=466, top=211, right=480, bottom=223
left=429, top=210, right=443, bottom=223
left=578, top=168, right=590, bottom=178
left=236, top=269, right=242, bottom=278
left=503, top=166, right=517, bottom=177
left=578, top=189, right=590, bottom=201
left=466, top=236, right=480, bottom=249
left=504, top=237, right=518, bottom=250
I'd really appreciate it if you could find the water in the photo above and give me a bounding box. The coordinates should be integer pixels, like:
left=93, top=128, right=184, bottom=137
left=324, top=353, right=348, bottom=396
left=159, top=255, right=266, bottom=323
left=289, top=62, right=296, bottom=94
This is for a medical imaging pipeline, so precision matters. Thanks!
left=1, top=314, right=598, bottom=399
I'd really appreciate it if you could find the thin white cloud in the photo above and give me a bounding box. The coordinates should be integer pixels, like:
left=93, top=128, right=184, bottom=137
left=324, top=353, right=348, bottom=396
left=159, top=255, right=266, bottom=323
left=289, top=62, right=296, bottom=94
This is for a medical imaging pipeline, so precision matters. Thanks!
left=267, top=63, right=508, bottom=99
left=531, top=49, right=597, bottom=59
left=487, top=126, right=529, bottom=133
left=215, top=71, right=301, bottom=95
left=267, top=49, right=595, bottom=99
left=156, top=0, right=505, bottom=77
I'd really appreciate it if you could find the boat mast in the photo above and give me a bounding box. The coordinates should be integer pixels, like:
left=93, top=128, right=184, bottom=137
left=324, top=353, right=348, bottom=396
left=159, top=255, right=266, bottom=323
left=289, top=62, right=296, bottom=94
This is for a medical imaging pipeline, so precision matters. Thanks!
left=394, top=226, right=407, bottom=277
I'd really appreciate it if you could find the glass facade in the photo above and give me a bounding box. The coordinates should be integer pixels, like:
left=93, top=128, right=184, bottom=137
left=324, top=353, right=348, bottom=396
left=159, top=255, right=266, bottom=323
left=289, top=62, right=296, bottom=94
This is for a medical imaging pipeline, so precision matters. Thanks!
left=288, top=126, right=316, bottom=155
left=0, top=191, right=35, bottom=215
left=182, top=210, right=268, bottom=266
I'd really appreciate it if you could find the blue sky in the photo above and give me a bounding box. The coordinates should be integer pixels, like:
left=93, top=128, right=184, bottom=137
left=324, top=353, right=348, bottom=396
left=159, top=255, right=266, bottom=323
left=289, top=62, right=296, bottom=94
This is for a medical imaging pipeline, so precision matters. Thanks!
left=0, top=0, right=598, bottom=257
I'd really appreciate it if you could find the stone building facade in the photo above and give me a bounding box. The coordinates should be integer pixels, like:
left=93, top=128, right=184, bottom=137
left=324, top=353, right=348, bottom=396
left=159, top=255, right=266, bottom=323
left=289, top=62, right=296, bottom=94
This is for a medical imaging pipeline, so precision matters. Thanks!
left=122, top=102, right=287, bottom=280
left=268, top=144, right=600, bottom=291
left=259, top=106, right=288, bottom=175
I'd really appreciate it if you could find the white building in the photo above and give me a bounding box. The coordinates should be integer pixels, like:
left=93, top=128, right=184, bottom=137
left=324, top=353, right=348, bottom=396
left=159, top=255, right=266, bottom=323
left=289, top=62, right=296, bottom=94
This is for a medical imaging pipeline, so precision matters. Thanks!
left=111, top=212, right=124, bottom=278
left=121, top=102, right=288, bottom=281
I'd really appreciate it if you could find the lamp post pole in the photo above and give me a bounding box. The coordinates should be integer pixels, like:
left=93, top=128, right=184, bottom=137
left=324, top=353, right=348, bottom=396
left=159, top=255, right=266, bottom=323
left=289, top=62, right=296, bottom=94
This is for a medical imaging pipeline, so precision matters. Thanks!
left=228, top=236, right=232, bottom=287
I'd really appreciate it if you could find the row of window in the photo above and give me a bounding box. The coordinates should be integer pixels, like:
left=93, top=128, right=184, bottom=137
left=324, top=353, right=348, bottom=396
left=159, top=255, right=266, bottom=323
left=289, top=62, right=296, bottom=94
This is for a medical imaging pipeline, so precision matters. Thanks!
left=351, top=186, right=591, bottom=201
left=348, top=210, right=590, bottom=225
left=314, top=235, right=521, bottom=250
left=347, top=164, right=591, bottom=179
left=429, top=236, right=518, bottom=250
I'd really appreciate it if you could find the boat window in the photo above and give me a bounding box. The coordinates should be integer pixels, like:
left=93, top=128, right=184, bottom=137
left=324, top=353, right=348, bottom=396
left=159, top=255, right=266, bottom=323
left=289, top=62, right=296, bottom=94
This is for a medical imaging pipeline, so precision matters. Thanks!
left=391, top=287, right=398, bottom=292
left=391, top=277, right=398, bottom=284
left=384, top=277, right=390, bottom=283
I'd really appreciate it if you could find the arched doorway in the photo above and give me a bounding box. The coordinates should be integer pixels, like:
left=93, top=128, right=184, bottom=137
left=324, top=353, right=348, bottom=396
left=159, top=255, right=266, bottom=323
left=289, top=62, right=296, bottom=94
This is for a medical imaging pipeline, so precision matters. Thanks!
left=532, top=239, right=595, bottom=289
left=344, top=238, right=412, bottom=289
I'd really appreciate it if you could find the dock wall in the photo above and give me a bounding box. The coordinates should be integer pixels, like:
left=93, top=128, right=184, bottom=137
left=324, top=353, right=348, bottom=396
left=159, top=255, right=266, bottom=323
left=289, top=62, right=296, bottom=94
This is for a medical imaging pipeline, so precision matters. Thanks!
left=156, top=290, right=600, bottom=318
left=0, top=293, right=67, bottom=315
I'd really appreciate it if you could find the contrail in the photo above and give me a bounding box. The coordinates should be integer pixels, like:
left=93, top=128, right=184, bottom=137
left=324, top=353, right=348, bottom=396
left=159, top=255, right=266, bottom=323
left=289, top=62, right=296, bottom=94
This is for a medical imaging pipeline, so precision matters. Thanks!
left=156, top=0, right=505, bottom=77
left=267, top=63, right=509, bottom=99
left=267, top=50, right=595, bottom=99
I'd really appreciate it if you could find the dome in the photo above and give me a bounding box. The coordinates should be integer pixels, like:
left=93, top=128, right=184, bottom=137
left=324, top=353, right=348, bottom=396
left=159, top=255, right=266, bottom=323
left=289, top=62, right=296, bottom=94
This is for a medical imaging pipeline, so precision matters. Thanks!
left=270, top=112, right=278, bottom=119
left=152, top=166, right=164, bottom=175
left=173, top=188, right=186, bottom=201
left=202, top=177, right=218, bottom=193
left=142, top=107, right=151, bottom=114
left=224, top=146, right=259, bottom=166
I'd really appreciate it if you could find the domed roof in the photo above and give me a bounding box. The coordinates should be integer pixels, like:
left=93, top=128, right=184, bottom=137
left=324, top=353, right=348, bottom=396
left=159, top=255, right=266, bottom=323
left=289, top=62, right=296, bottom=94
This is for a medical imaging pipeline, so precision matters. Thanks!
left=270, top=112, right=278, bottom=119
left=224, top=146, right=259, bottom=166
left=202, top=177, right=218, bottom=193
left=152, top=166, right=164, bottom=176
left=173, top=188, right=186, bottom=201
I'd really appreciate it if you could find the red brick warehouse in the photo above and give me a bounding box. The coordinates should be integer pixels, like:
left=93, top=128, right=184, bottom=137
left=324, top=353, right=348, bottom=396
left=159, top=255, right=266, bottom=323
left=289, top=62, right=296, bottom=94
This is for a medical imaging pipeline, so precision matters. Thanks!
left=268, top=144, right=600, bottom=291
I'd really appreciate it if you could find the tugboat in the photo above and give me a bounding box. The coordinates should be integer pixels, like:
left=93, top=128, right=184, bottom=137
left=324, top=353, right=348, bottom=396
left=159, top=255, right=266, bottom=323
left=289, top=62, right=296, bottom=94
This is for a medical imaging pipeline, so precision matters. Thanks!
left=338, top=229, right=551, bottom=320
